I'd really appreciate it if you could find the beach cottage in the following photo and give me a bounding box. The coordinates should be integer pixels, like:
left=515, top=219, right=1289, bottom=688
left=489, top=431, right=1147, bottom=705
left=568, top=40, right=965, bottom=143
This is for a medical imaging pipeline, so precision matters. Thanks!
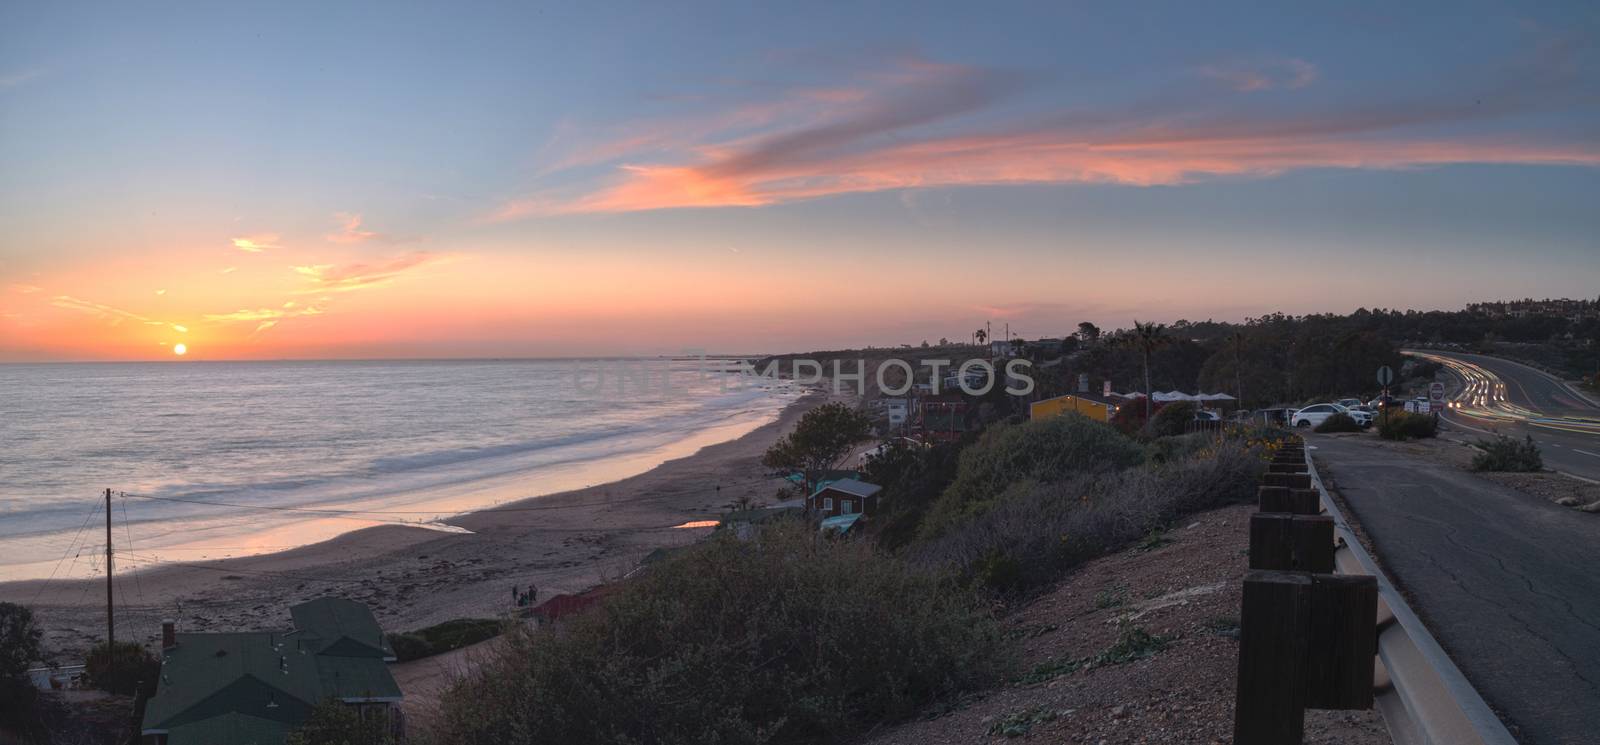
left=140, top=598, right=402, bottom=745
left=807, top=477, right=883, bottom=519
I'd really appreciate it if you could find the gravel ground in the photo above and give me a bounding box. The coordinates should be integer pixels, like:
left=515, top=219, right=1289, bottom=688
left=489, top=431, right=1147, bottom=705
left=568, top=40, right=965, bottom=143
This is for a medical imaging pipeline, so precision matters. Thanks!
left=857, top=503, right=1388, bottom=745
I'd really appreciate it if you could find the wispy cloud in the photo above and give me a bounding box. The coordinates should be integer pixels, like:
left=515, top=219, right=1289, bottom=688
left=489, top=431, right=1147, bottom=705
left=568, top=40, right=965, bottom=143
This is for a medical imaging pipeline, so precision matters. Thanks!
left=203, top=306, right=324, bottom=322
left=231, top=234, right=281, bottom=253
left=291, top=252, right=437, bottom=294
left=1197, top=58, right=1318, bottom=92
left=494, top=52, right=1599, bottom=217
left=0, top=69, right=42, bottom=89
left=9, top=284, right=43, bottom=294
left=324, top=213, right=384, bottom=244
left=51, top=295, right=163, bottom=326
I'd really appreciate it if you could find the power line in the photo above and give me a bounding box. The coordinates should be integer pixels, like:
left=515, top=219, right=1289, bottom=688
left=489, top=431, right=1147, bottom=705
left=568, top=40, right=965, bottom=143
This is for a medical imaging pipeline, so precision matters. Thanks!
left=119, top=497, right=147, bottom=608
left=28, top=499, right=103, bottom=606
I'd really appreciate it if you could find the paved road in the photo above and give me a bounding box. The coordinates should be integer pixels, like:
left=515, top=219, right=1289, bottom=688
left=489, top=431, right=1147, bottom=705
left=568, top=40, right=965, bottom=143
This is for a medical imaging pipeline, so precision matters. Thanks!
left=1312, top=435, right=1600, bottom=745
left=1408, top=350, right=1600, bottom=481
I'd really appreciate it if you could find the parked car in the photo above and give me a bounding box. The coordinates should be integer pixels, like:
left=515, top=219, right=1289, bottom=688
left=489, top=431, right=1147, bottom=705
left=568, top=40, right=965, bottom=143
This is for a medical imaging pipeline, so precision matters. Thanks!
left=1336, top=398, right=1364, bottom=409
left=1291, top=402, right=1372, bottom=428
left=1194, top=409, right=1222, bottom=422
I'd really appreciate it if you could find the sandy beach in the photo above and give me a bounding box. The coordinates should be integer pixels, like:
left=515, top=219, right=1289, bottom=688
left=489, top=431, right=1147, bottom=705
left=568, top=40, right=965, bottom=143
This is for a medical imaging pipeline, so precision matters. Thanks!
left=0, top=390, right=831, bottom=661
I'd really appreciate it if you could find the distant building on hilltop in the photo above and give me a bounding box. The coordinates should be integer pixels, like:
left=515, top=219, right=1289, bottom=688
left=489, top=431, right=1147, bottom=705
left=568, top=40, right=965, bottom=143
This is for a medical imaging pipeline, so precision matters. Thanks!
left=1466, top=297, right=1599, bottom=321
left=140, top=598, right=401, bottom=745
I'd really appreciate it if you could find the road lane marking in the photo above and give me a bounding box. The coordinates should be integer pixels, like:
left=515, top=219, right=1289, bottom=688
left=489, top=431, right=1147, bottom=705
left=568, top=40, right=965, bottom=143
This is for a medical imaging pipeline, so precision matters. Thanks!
left=1575, top=449, right=1600, bottom=459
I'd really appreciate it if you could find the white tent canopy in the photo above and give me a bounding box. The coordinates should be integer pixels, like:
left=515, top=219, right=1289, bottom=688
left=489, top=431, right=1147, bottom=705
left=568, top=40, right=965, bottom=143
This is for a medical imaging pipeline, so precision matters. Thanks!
left=1149, top=391, right=1237, bottom=403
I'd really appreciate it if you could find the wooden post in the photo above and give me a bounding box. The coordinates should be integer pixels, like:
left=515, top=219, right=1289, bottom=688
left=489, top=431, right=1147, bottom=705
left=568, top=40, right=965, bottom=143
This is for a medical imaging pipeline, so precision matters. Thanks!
left=1267, top=462, right=1306, bottom=474
left=1264, top=472, right=1312, bottom=490
left=105, top=488, right=114, bottom=679
left=1306, top=574, right=1378, bottom=710
left=1249, top=513, right=1294, bottom=570
left=1235, top=571, right=1311, bottom=744
left=1258, top=485, right=1291, bottom=512
left=1291, top=516, right=1335, bottom=573
left=1286, top=488, right=1321, bottom=514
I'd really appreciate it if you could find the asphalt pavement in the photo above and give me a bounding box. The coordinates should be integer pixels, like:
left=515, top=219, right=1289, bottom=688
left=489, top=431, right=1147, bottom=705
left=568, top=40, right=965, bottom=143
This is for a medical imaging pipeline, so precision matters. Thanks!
left=1407, top=350, right=1600, bottom=481
left=1312, top=435, right=1600, bottom=744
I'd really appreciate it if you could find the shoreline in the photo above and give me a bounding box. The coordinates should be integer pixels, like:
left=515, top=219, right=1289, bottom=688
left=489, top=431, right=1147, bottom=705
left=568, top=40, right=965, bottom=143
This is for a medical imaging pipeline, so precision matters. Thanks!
left=0, top=389, right=831, bottom=660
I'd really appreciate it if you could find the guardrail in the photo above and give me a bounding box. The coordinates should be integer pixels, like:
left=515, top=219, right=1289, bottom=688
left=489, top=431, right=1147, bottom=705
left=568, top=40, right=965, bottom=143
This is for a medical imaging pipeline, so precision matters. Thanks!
left=1302, top=446, right=1518, bottom=745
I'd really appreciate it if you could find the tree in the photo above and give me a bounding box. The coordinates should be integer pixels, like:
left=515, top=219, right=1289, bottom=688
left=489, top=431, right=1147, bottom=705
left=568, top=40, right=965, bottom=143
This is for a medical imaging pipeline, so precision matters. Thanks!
left=1127, top=320, right=1170, bottom=419
left=761, top=403, right=873, bottom=497
left=287, top=699, right=396, bottom=745
left=1076, top=321, right=1101, bottom=344
left=83, top=640, right=159, bottom=696
left=975, top=328, right=988, bottom=346
left=0, top=602, right=42, bottom=679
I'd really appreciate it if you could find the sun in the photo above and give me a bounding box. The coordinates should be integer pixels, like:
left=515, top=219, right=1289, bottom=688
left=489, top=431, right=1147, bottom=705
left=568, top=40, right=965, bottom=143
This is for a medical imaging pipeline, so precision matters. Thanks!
left=173, top=343, right=188, bottom=356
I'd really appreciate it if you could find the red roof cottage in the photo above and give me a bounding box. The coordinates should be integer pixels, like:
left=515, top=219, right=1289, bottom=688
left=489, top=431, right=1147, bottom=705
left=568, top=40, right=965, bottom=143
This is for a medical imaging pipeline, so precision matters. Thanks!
left=807, top=478, right=883, bottom=519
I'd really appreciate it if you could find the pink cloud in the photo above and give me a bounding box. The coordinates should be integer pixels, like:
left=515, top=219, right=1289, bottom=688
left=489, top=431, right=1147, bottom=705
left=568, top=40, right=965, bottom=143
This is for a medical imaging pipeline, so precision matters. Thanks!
left=325, top=213, right=384, bottom=244
left=493, top=57, right=1600, bottom=217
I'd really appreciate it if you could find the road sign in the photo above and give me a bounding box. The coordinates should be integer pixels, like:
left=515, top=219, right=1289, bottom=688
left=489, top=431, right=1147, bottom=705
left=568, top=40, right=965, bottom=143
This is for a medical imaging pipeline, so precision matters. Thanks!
left=1377, top=366, right=1394, bottom=386
left=1429, top=382, right=1446, bottom=404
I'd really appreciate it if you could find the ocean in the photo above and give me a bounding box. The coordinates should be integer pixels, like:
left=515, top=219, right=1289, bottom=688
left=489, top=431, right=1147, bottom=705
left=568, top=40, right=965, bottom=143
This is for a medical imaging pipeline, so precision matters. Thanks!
left=0, top=359, right=798, bottom=581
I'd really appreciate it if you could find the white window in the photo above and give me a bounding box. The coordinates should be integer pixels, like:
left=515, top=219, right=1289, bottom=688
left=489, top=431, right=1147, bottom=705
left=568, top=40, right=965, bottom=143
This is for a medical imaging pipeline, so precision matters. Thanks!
left=823, top=497, right=834, bottom=512
left=841, top=500, right=856, bottom=515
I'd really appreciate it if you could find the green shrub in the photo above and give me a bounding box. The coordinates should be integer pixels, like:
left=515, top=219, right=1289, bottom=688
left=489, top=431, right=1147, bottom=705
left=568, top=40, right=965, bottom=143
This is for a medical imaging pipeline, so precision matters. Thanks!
left=863, top=441, right=964, bottom=551
left=915, top=439, right=1264, bottom=596
left=288, top=698, right=397, bottom=745
left=1471, top=435, right=1544, bottom=472
left=386, top=632, right=433, bottom=662
left=1143, top=401, right=1197, bottom=438
left=1088, top=625, right=1170, bottom=667
left=434, top=523, right=1009, bottom=745
left=1314, top=412, right=1362, bottom=433
left=988, top=706, right=1064, bottom=737
left=389, top=618, right=504, bottom=662
left=919, top=415, right=1144, bottom=540
left=83, top=640, right=159, bottom=696
left=1377, top=411, right=1437, bottom=440
left=0, top=602, right=42, bottom=678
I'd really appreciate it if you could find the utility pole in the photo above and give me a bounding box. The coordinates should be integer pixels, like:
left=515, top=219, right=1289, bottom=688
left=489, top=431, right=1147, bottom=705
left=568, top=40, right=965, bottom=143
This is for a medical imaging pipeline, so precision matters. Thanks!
left=105, top=488, right=114, bottom=679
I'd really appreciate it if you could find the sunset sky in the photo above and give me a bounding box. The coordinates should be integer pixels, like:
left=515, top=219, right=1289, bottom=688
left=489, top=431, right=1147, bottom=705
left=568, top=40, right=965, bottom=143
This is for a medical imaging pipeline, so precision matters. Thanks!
left=2, top=2, right=1598, bottom=361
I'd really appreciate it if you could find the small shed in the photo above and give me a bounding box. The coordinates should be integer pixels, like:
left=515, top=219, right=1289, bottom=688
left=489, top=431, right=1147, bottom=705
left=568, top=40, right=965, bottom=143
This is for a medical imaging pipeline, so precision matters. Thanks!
left=807, top=478, right=883, bottom=518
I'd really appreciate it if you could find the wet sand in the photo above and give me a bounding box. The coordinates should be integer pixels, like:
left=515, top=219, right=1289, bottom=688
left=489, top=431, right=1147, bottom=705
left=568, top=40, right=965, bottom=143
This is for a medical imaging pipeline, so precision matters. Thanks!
left=0, top=391, right=830, bottom=660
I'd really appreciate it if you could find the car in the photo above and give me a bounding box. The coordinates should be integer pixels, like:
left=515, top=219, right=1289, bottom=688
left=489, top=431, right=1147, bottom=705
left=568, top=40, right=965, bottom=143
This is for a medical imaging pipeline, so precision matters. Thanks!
left=1194, top=409, right=1222, bottom=422
left=1291, top=402, right=1372, bottom=428
left=1336, top=398, right=1364, bottom=409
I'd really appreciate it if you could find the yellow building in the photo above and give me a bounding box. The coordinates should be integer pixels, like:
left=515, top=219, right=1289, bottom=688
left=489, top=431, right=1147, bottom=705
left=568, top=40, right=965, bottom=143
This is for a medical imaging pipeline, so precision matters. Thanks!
left=1029, top=393, right=1115, bottom=422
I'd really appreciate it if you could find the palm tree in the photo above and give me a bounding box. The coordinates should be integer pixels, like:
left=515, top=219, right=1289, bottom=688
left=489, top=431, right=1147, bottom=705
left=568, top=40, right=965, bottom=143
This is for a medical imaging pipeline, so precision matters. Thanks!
left=975, top=328, right=988, bottom=347
left=1130, top=320, right=1169, bottom=419
left=1230, top=330, right=1247, bottom=407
